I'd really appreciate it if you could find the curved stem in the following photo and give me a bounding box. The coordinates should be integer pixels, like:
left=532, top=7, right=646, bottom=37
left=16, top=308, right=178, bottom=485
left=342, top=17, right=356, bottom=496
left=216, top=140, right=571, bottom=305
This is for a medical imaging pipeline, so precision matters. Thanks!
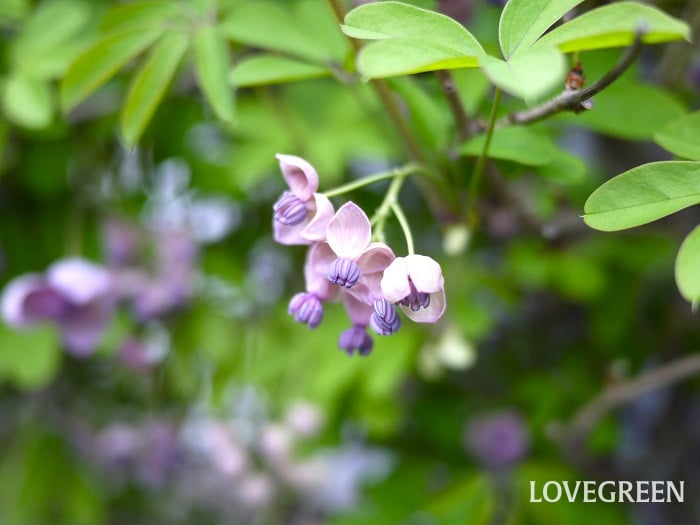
left=390, top=201, right=415, bottom=255
left=467, top=88, right=502, bottom=230
left=322, top=163, right=419, bottom=198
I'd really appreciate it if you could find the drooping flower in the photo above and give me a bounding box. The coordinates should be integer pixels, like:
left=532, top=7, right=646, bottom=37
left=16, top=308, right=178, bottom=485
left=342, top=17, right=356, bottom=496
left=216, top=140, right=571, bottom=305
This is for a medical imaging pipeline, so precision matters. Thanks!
left=273, top=154, right=334, bottom=245
left=325, top=202, right=394, bottom=291
left=288, top=243, right=339, bottom=329
left=0, top=258, right=114, bottom=356
left=369, top=298, right=401, bottom=335
left=337, top=293, right=375, bottom=356
left=381, top=255, right=446, bottom=323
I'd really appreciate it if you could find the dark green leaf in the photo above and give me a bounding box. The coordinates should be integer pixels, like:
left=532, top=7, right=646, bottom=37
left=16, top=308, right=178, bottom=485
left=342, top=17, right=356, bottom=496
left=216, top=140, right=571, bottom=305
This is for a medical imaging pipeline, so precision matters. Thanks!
left=584, top=161, right=700, bottom=231
left=120, top=31, right=189, bottom=145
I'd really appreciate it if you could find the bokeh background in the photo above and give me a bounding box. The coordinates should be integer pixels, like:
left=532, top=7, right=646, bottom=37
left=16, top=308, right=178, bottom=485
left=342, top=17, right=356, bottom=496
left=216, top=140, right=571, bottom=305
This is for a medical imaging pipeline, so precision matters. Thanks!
left=0, top=0, right=699, bottom=523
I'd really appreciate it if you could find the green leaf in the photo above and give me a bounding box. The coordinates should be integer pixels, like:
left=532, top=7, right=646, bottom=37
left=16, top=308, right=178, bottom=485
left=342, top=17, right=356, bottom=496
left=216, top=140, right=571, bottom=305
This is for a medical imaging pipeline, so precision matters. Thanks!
left=537, top=149, right=587, bottom=184
left=479, top=46, right=566, bottom=103
left=2, top=74, right=53, bottom=129
left=99, top=0, right=181, bottom=35
left=499, top=0, right=585, bottom=58
left=559, top=83, right=685, bottom=140
left=222, top=1, right=330, bottom=63
left=389, top=77, right=450, bottom=151
left=343, top=1, right=483, bottom=78
left=654, top=111, right=700, bottom=161
left=194, top=25, right=235, bottom=124
left=61, top=27, right=165, bottom=111
left=584, top=161, right=700, bottom=231
left=0, top=324, right=60, bottom=390
left=676, top=225, right=700, bottom=303
left=230, top=54, right=329, bottom=87
left=120, top=31, right=189, bottom=145
left=461, top=126, right=555, bottom=165
left=534, top=2, right=691, bottom=53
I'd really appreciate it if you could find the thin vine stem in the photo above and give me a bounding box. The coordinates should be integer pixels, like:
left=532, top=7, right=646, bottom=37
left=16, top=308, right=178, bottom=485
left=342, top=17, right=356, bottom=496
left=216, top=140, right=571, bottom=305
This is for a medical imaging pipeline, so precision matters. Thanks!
left=322, top=163, right=419, bottom=198
left=390, top=201, right=415, bottom=255
left=467, top=88, right=502, bottom=229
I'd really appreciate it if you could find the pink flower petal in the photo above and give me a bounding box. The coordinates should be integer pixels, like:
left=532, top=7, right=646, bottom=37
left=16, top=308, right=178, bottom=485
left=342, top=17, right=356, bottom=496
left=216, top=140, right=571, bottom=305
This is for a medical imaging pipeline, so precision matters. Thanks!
left=343, top=292, right=373, bottom=325
left=275, top=154, right=319, bottom=201
left=400, top=289, right=446, bottom=323
left=304, top=243, right=338, bottom=301
left=273, top=220, right=312, bottom=246
left=357, top=242, right=394, bottom=274
left=301, top=193, right=334, bottom=242
left=46, top=258, right=111, bottom=305
left=326, top=202, right=371, bottom=259
left=0, top=274, right=44, bottom=327
left=380, top=258, right=411, bottom=304
left=404, top=255, right=444, bottom=293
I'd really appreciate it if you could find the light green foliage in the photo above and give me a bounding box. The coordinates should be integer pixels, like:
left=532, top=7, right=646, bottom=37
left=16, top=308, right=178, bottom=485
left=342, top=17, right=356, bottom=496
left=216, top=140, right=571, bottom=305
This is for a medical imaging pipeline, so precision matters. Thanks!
left=98, top=1, right=181, bottom=35
left=461, top=126, right=556, bottom=165
left=194, top=25, right=236, bottom=125
left=0, top=324, right=60, bottom=390
left=120, top=31, right=189, bottom=145
left=655, top=111, right=700, bottom=161
left=2, top=74, right=53, bottom=129
left=230, top=55, right=329, bottom=87
left=343, top=1, right=483, bottom=77
left=534, top=1, right=691, bottom=53
left=498, top=0, right=585, bottom=58
left=536, top=149, right=587, bottom=184
left=676, top=225, right=700, bottom=303
left=584, top=161, right=700, bottom=231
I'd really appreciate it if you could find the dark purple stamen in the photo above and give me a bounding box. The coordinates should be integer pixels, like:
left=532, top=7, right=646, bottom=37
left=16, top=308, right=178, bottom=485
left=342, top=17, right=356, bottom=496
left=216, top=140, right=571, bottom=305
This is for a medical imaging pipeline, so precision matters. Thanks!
left=273, top=192, right=307, bottom=226
left=338, top=325, right=373, bottom=356
left=399, top=279, right=430, bottom=311
left=370, top=299, right=401, bottom=335
left=327, top=258, right=360, bottom=288
left=288, top=292, right=323, bottom=328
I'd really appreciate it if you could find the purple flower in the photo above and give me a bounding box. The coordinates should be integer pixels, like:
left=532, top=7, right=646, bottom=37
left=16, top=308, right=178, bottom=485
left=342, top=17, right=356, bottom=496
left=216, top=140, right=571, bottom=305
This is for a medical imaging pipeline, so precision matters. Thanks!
left=465, top=411, right=529, bottom=469
left=273, top=154, right=334, bottom=245
left=381, top=255, right=446, bottom=323
left=338, top=293, right=375, bottom=356
left=288, top=243, right=340, bottom=329
left=1, top=258, right=114, bottom=356
left=369, top=298, right=401, bottom=336
left=324, top=202, right=395, bottom=292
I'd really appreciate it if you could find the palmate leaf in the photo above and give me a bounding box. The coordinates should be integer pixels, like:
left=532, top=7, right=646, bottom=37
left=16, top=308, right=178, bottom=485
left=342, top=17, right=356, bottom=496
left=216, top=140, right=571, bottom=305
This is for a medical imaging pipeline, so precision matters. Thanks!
left=120, top=31, right=189, bottom=145
left=654, top=111, right=700, bottom=161
left=534, top=2, right=690, bottom=53
left=343, top=1, right=483, bottom=78
left=499, top=0, right=585, bottom=58
left=676, top=225, right=700, bottom=303
left=230, top=55, right=329, bottom=87
left=194, top=25, right=235, bottom=125
left=584, top=161, right=700, bottom=231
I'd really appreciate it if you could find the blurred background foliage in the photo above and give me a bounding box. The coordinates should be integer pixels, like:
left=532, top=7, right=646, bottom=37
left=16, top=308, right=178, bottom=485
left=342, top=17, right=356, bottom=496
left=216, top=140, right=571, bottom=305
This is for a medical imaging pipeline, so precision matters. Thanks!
left=0, top=0, right=699, bottom=524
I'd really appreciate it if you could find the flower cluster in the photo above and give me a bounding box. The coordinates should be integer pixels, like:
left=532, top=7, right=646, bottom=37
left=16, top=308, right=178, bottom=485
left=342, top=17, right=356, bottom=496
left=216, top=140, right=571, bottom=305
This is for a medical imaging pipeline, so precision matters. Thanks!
left=272, top=154, right=446, bottom=356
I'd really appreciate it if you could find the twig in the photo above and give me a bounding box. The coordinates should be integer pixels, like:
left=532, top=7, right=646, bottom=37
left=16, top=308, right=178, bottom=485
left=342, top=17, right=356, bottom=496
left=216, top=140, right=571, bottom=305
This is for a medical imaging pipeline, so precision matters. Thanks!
left=436, top=70, right=472, bottom=140
left=552, top=353, right=700, bottom=445
left=499, top=29, right=646, bottom=128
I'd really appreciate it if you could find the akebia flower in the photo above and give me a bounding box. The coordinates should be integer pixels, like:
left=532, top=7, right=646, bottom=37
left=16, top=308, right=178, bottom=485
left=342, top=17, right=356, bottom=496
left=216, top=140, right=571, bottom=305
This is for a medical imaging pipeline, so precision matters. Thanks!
left=381, top=255, right=446, bottom=323
left=338, top=294, right=375, bottom=356
left=369, top=299, right=401, bottom=336
left=288, top=243, right=339, bottom=329
left=273, top=154, right=334, bottom=245
left=325, top=202, right=394, bottom=291
left=1, top=258, right=114, bottom=356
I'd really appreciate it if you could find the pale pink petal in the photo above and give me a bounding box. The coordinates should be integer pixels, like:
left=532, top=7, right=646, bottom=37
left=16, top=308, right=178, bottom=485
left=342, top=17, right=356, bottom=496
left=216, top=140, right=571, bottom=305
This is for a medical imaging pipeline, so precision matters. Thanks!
left=404, top=255, right=444, bottom=293
left=1, top=274, right=44, bottom=326
left=46, top=258, right=111, bottom=305
left=400, top=289, right=446, bottom=323
left=304, top=243, right=338, bottom=301
left=276, top=154, right=319, bottom=201
left=326, top=202, right=371, bottom=259
left=273, top=220, right=312, bottom=246
left=301, top=193, right=334, bottom=242
left=343, top=292, right=373, bottom=326
left=380, top=258, right=411, bottom=303
left=357, top=242, right=394, bottom=273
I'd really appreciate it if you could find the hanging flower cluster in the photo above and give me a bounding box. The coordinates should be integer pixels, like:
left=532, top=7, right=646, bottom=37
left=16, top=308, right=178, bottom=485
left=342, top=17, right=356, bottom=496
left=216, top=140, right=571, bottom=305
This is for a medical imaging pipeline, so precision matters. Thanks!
left=272, top=154, right=446, bottom=356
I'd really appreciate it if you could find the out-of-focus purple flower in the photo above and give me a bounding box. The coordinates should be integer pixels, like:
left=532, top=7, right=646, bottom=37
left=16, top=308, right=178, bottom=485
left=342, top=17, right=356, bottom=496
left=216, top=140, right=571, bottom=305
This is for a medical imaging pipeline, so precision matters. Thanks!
left=237, top=473, right=275, bottom=508
left=338, top=325, right=373, bottom=357
left=381, top=255, right=446, bottom=323
left=285, top=402, right=323, bottom=438
left=119, top=325, right=169, bottom=371
left=325, top=202, right=394, bottom=292
left=103, top=220, right=142, bottom=267
left=138, top=422, right=182, bottom=488
left=1, top=258, right=114, bottom=356
left=273, top=154, right=334, bottom=245
left=465, top=411, right=530, bottom=469
left=259, top=423, right=294, bottom=465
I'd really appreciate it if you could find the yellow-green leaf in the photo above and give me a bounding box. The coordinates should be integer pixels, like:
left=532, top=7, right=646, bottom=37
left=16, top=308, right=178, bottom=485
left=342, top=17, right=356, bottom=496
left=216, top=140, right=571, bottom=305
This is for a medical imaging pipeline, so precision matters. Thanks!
left=2, top=74, right=53, bottom=129
left=654, top=111, right=700, bottom=161
left=194, top=25, right=235, bottom=124
left=120, top=31, right=189, bottom=145
left=230, top=55, right=329, bottom=87
left=676, top=224, right=700, bottom=303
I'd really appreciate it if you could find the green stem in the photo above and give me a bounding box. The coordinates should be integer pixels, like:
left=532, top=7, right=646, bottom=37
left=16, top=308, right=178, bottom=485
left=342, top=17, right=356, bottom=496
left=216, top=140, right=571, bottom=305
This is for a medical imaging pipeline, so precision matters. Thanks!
left=390, top=201, right=415, bottom=255
left=467, top=88, right=502, bottom=229
left=323, top=163, right=419, bottom=198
